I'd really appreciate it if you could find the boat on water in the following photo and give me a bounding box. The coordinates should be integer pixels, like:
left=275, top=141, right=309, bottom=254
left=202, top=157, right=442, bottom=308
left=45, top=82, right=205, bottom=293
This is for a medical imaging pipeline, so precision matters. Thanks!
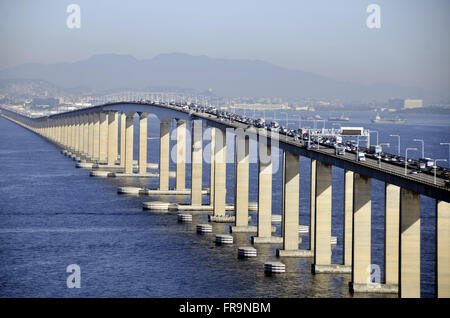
left=328, top=113, right=350, bottom=122
left=371, top=114, right=407, bottom=124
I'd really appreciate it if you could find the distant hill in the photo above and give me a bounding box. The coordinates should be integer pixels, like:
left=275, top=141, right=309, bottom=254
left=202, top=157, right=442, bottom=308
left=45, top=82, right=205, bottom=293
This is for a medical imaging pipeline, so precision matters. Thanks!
left=0, top=53, right=426, bottom=102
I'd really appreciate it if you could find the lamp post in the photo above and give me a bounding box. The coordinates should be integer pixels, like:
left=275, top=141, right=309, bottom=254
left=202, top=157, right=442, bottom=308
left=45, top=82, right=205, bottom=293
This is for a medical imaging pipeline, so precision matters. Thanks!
left=434, top=159, right=447, bottom=184
left=378, top=143, right=390, bottom=167
left=405, top=148, right=418, bottom=175
left=390, top=134, right=400, bottom=156
left=413, top=139, right=424, bottom=158
left=440, top=143, right=450, bottom=168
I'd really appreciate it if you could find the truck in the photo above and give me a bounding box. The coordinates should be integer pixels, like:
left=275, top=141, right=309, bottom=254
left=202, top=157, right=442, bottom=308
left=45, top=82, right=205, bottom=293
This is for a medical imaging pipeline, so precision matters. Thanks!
left=335, top=144, right=345, bottom=155
left=368, top=145, right=382, bottom=155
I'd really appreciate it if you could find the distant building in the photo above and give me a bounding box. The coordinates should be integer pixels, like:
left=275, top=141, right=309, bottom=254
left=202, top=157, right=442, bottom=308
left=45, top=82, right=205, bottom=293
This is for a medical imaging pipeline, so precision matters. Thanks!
left=403, top=99, right=423, bottom=109
left=388, top=98, right=423, bottom=109
left=388, top=99, right=405, bottom=109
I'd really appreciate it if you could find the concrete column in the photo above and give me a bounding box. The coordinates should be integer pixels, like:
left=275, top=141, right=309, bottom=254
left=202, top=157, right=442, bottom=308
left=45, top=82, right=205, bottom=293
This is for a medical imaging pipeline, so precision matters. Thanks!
left=350, top=173, right=372, bottom=290
left=72, top=117, right=77, bottom=151
left=107, top=112, right=118, bottom=166
left=436, top=200, right=450, bottom=298
left=99, top=112, right=108, bottom=164
left=76, top=116, right=81, bottom=153
left=280, top=151, right=300, bottom=251
left=88, top=113, right=94, bottom=158
left=120, top=113, right=126, bottom=167
left=124, top=114, right=134, bottom=174
left=209, top=127, right=215, bottom=205
left=159, top=120, right=170, bottom=190
left=83, top=115, right=89, bottom=156
left=385, top=183, right=400, bottom=286
left=313, top=161, right=332, bottom=267
left=93, top=112, right=100, bottom=160
left=343, top=170, right=354, bottom=266
left=399, top=188, right=421, bottom=298
left=138, top=113, right=148, bottom=174
left=256, top=141, right=272, bottom=239
left=67, top=118, right=72, bottom=149
left=213, top=127, right=227, bottom=216
left=234, top=133, right=250, bottom=227
left=191, top=120, right=203, bottom=206
left=176, top=120, right=187, bottom=189
left=310, top=159, right=316, bottom=251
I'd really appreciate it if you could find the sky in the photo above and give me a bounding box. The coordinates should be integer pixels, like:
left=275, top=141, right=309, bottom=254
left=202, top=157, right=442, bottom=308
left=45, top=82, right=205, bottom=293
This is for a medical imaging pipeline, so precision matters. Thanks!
left=0, top=0, right=449, bottom=95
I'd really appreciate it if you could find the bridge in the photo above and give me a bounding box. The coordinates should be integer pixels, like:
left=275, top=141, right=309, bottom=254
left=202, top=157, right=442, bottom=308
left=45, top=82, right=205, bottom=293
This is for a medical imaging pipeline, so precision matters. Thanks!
left=1, top=102, right=449, bottom=298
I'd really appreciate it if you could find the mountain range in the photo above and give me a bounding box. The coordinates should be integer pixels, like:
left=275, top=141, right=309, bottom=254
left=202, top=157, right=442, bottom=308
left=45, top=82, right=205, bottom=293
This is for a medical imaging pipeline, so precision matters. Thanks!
left=0, top=53, right=429, bottom=102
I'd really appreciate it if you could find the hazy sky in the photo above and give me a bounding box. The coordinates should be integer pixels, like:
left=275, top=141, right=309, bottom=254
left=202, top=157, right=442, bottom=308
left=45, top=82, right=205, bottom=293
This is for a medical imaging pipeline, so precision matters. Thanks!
left=0, top=0, right=449, bottom=94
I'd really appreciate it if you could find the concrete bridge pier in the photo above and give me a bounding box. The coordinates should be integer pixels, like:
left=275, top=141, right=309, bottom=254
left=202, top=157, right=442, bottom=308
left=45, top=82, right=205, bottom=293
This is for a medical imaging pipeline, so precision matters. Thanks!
left=120, top=113, right=126, bottom=168
left=124, top=112, right=135, bottom=174
left=107, top=111, right=119, bottom=166
left=383, top=183, right=400, bottom=293
left=349, top=173, right=372, bottom=291
left=98, top=112, right=108, bottom=164
left=436, top=200, right=450, bottom=298
left=159, top=120, right=170, bottom=190
left=139, top=113, right=148, bottom=174
left=276, top=151, right=303, bottom=257
left=176, top=119, right=187, bottom=190
left=252, top=141, right=281, bottom=244
left=343, top=170, right=354, bottom=267
left=311, top=161, right=334, bottom=269
left=210, top=127, right=227, bottom=220
left=399, top=188, right=421, bottom=298
left=190, top=120, right=203, bottom=206
left=231, top=133, right=251, bottom=232
left=92, top=112, right=100, bottom=162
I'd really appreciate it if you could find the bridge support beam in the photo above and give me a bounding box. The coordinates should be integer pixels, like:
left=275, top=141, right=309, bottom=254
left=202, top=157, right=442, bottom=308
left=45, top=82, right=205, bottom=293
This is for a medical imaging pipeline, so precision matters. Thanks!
left=159, top=120, right=170, bottom=191
left=83, top=114, right=89, bottom=158
left=93, top=112, right=100, bottom=161
left=107, top=112, right=118, bottom=166
left=88, top=113, right=94, bottom=159
left=343, top=170, right=354, bottom=266
left=209, top=127, right=215, bottom=205
left=124, top=113, right=134, bottom=174
left=99, top=112, right=108, bottom=164
left=212, top=127, right=227, bottom=217
left=309, top=159, right=316, bottom=252
left=276, top=151, right=301, bottom=256
left=384, top=183, right=400, bottom=291
left=311, top=161, right=333, bottom=269
left=399, top=188, right=421, bottom=298
left=191, top=120, right=203, bottom=206
left=436, top=200, right=450, bottom=298
left=120, top=113, right=126, bottom=167
left=176, top=120, right=186, bottom=190
left=232, top=133, right=250, bottom=231
left=349, top=173, right=372, bottom=292
left=139, top=113, right=148, bottom=174
left=252, top=141, right=278, bottom=244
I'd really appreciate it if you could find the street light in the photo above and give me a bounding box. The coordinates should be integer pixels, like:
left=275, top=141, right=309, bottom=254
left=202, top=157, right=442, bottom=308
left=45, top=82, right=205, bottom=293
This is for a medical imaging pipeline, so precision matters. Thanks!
left=390, top=134, right=400, bottom=156
left=413, top=139, right=424, bottom=158
left=434, top=159, right=447, bottom=184
left=405, top=148, right=418, bottom=175
left=440, top=143, right=450, bottom=168
left=378, top=143, right=390, bottom=168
